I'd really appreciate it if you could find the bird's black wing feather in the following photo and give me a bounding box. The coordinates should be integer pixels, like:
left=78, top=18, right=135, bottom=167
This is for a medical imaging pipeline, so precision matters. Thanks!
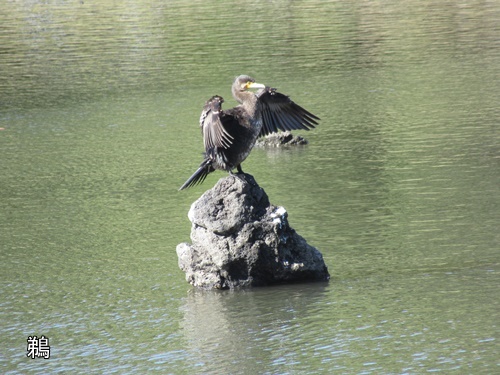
left=257, top=87, right=320, bottom=137
left=200, top=96, right=234, bottom=151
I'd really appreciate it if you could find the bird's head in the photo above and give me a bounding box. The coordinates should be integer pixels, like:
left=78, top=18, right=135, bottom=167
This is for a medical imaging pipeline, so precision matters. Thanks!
left=232, top=75, right=265, bottom=103
left=234, top=75, right=265, bottom=91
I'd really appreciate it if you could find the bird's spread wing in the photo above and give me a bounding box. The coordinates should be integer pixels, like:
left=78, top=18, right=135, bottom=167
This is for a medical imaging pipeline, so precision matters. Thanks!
left=200, top=99, right=234, bottom=151
left=257, top=87, right=320, bottom=137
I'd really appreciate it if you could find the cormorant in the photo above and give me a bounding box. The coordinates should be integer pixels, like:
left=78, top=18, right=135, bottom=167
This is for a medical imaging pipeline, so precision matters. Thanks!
left=179, top=75, right=319, bottom=190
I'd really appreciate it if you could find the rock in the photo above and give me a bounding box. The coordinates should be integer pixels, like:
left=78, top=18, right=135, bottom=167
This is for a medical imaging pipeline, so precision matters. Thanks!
left=176, top=174, right=330, bottom=289
left=255, top=131, right=308, bottom=147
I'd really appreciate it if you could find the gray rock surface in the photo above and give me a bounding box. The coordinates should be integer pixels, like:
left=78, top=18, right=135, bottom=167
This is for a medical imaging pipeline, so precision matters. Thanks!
left=176, top=174, right=330, bottom=289
left=255, top=131, right=308, bottom=147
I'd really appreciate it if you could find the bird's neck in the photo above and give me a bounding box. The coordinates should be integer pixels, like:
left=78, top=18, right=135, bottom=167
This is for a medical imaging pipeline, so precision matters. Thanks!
left=233, top=91, right=258, bottom=116
left=232, top=88, right=255, bottom=104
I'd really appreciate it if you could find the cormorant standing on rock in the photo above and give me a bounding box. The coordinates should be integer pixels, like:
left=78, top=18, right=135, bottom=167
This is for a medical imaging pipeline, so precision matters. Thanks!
left=179, top=75, right=319, bottom=190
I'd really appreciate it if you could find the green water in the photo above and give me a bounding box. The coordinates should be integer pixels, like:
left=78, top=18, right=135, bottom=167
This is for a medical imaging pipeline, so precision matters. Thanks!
left=1, top=1, right=499, bottom=373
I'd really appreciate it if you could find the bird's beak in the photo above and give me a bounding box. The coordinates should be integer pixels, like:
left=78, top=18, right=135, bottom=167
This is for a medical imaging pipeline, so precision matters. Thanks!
left=246, top=82, right=266, bottom=90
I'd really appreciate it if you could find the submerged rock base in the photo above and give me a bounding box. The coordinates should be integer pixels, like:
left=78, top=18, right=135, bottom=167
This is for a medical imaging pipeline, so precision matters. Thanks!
left=176, top=174, right=329, bottom=289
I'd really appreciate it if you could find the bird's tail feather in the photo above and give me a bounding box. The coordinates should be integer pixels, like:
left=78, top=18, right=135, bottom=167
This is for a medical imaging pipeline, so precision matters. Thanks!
left=178, top=159, right=213, bottom=190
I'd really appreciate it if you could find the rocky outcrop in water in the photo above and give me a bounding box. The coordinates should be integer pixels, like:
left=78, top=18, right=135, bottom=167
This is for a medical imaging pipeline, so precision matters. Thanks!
left=176, top=174, right=329, bottom=289
left=255, top=131, right=308, bottom=147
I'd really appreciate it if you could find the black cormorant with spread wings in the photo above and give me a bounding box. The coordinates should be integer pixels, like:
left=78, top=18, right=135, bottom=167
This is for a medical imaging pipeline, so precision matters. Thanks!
left=179, top=75, right=319, bottom=190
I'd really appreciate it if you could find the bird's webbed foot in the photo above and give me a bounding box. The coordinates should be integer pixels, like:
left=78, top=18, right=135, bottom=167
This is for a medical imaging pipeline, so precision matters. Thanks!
left=229, top=166, right=246, bottom=183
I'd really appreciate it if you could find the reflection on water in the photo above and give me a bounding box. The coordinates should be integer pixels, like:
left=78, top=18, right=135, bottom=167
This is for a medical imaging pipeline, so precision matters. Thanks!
left=180, top=283, right=329, bottom=374
left=180, top=270, right=498, bottom=374
left=1, top=0, right=499, bottom=373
